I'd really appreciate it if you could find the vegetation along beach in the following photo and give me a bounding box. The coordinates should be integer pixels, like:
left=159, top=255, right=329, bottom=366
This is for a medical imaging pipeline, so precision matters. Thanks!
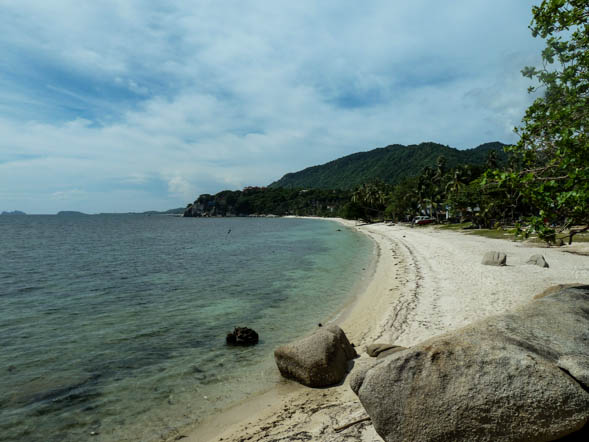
left=1, top=0, right=588, bottom=441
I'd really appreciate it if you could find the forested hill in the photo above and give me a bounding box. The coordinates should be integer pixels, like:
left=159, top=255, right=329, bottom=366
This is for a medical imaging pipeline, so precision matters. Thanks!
left=269, top=141, right=507, bottom=190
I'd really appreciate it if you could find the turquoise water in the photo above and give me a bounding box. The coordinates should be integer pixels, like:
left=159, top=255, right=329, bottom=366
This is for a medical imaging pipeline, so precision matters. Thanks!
left=0, top=215, right=374, bottom=442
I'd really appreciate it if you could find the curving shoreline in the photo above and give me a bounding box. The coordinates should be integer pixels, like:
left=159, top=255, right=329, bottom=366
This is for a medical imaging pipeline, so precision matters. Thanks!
left=180, top=220, right=589, bottom=442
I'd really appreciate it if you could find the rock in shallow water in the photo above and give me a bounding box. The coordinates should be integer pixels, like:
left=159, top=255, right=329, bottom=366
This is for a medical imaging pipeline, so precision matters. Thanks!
left=226, top=327, right=259, bottom=346
left=350, top=285, right=589, bottom=442
left=274, top=324, right=357, bottom=387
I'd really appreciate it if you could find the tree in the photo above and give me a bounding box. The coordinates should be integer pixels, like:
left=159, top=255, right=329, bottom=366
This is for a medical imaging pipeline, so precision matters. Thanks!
left=434, top=155, right=448, bottom=182
left=445, top=167, right=470, bottom=220
left=351, top=181, right=388, bottom=220
left=485, top=150, right=499, bottom=170
left=386, top=177, right=420, bottom=222
left=494, top=0, right=589, bottom=243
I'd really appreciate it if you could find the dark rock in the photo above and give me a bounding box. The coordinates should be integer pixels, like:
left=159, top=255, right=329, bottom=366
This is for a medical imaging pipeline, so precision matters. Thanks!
left=526, top=254, right=549, bottom=268
left=226, top=327, right=259, bottom=346
left=351, top=286, right=589, bottom=442
left=274, top=325, right=357, bottom=387
left=481, top=251, right=507, bottom=266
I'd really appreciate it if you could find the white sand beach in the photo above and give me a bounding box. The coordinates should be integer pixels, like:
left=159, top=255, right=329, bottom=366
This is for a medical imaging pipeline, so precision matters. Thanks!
left=183, top=221, right=589, bottom=442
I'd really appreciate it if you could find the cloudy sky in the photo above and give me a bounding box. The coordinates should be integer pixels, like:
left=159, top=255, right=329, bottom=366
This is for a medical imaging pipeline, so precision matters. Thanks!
left=1, top=0, right=544, bottom=214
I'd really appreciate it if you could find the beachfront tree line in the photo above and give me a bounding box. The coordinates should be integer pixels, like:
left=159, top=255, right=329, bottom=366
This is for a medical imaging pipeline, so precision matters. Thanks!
left=340, top=152, right=511, bottom=226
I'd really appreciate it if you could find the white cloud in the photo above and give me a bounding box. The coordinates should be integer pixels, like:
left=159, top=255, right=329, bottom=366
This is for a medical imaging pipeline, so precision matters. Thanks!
left=166, top=175, right=196, bottom=200
left=0, top=0, right=545, bottom=213
left=51, top=189, right=88, bottom=200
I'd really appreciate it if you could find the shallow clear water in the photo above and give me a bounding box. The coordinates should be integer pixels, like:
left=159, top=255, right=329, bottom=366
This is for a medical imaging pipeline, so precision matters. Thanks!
left=0, top=215, right=374, bottom=442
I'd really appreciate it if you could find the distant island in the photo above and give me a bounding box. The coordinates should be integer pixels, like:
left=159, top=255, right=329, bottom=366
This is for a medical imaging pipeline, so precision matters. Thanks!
left=56, top=211, right=88, bottom=216
left=1, top=210, right=26, bottom=215
left=140, top=207, right=185, bottom=215
left=51, top=208, right=184, bottom=216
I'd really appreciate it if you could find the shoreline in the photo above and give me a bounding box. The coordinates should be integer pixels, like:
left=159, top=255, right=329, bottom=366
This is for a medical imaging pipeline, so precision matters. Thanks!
left=179, top=221, right=589, bottom=442
left=180, top=218, right=400, bottom=442
left=169, top=217, right=384, bottom=442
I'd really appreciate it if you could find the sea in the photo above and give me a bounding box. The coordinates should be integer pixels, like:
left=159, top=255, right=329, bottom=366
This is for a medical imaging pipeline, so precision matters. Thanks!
left=0, top=215, right=375, bottom=442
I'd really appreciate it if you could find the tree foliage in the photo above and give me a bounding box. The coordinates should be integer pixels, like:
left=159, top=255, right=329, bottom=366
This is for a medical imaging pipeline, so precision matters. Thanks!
left=269, top=142, right=506, bottom=190
left=184, top=187, right=351, bottom=218
left=498, top=0, right=589, bottom=242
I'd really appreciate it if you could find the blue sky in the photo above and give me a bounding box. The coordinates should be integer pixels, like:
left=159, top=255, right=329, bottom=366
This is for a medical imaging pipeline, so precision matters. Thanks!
left=0, top=0, right=543, bottom=214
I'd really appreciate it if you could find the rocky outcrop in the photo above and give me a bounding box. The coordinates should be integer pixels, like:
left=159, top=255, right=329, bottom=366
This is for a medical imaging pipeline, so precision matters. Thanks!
left=226, top=327, right=259, bottom=346
left=274, top=325, right=357, bottom=387
left=526, top=254, right=549, bottom=268
left=351, top=286, right=589, bottom=442
left=481, top=251, right=507, bottom=266
left=183, top=203, right=204, bottom=217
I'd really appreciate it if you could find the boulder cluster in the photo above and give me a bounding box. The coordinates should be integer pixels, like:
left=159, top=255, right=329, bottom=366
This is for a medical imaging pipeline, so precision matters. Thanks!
left=267, top=251, right=586, bottom=441
left=482, top=251, right=550, bottom=268
left=351, top=286, right=589, bottom=441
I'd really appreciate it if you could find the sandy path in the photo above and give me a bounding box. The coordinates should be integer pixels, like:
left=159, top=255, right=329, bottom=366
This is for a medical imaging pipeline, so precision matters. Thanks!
left=382, top=224, right=588, bottom=346
left=182, top=222, right=589, bottom=442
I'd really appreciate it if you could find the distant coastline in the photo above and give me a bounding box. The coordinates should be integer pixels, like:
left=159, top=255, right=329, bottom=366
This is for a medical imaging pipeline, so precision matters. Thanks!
left=0, top=208, right=185, bottom=216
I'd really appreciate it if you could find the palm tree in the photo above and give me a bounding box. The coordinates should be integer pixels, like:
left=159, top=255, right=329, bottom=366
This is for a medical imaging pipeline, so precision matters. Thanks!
left=417, top=167, right=434, bottom=215
left=351, top=182, right=388, bottom=221
left=434, top=156, right=447, bottom=183
left=446, top=168, right=466, bottom=195
left=445, top=167, right=470, bottom=221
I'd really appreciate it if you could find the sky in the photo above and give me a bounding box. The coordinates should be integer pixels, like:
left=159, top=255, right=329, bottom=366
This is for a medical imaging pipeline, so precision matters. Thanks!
left=0, top=0, right=545, bottom=214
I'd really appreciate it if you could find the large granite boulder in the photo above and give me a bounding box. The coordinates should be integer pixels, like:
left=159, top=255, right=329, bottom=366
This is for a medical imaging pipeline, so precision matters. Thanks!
left=481, top=251, right=507, bottom=266
left=351, top=286, right=589, bottom=442
left=274, top=325, right=357, bottom=387
left=526, top=254, right=550, bottom=268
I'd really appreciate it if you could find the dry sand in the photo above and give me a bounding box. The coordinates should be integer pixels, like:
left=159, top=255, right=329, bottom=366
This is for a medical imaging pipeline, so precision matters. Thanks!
left=181, top=221, right=589, bottom=442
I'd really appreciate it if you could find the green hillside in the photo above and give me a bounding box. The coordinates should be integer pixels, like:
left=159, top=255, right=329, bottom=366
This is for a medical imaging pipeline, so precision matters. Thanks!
left=269, top=141, right=507, bottom=190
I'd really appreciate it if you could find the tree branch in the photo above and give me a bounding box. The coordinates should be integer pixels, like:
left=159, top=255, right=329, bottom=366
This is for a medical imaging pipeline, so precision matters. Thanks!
left=334, top=417, right=371, bottom=433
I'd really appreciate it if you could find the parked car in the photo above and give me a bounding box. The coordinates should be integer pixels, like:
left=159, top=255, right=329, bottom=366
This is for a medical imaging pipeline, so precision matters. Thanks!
left=413, top=216, right=435, bottom=225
